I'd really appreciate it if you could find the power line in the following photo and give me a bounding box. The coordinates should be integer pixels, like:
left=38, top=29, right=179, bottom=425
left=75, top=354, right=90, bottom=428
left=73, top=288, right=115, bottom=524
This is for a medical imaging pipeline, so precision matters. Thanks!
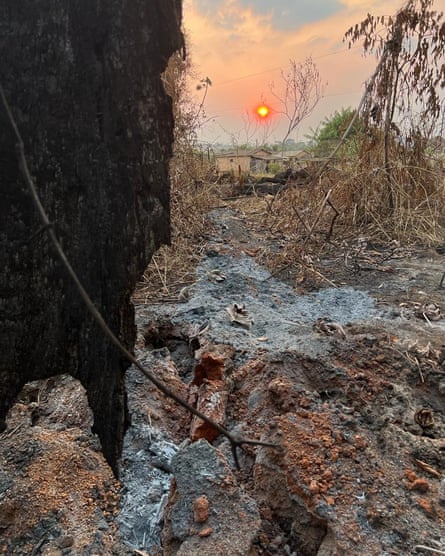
left=213, top=45, right=363, bottom=87
left=216, top=66, right=284, bottom=86
left=324, top=89, right=363, bottom=98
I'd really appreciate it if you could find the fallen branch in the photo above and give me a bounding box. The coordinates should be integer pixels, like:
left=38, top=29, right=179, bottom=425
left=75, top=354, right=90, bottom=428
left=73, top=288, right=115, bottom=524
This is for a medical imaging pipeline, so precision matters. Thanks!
left=303, top=187, right=332, bottom=247
left=413, top=546, right=445, bottom=555
left=292, top=204, right=311, bottom=234
left=0, top=84, right=278, bottom=470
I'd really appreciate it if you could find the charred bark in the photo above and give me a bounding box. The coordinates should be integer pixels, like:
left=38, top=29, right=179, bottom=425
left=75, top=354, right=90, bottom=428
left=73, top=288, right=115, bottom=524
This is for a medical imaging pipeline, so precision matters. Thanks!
left=0, top=0, right=183, bottom=474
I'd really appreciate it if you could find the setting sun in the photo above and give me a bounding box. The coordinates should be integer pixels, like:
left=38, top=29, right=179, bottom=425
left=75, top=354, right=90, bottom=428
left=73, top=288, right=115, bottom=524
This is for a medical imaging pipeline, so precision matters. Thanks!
left=256, top=104, right=270, bottom=118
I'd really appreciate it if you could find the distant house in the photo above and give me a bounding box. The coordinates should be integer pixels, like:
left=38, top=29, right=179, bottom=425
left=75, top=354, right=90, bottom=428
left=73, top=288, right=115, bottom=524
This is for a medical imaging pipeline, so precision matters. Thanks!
left=280, top=150, right=313, bottom=167
left=215, top=149, right=282, bottom=174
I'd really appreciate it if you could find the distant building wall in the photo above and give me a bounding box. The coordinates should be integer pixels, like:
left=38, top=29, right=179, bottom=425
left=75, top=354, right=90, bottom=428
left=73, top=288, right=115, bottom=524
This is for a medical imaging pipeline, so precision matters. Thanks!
left=250, top=157, right=268, bottom=174
left=216, top=154, right=251, bottom=173
left=215, top=149, right=277, bottom=174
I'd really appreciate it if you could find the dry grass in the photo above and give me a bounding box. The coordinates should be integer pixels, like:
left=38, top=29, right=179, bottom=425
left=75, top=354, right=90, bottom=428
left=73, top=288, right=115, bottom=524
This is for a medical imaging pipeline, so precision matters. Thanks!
left=230, top=138, right=445, bottom=284
left=263, top=146, right=445, bottom=247
left=134, top=131, right=445, bottom=301
left=133, top=149, right=219, bottom=304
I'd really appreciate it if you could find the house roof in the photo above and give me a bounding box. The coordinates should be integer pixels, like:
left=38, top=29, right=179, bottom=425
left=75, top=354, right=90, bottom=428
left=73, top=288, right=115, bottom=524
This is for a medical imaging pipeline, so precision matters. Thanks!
left=215, top=148, right=273, bottom=159
left=280, top=149, right=312, bottom=159
left=215, top=148, right=313, bottom=161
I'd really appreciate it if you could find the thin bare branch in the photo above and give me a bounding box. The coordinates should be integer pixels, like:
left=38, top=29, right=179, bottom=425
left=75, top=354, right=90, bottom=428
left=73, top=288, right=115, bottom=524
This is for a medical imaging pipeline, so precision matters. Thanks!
left=0, top=83, right=278, bottom=469
left=270, top=57, right=324, bottom=149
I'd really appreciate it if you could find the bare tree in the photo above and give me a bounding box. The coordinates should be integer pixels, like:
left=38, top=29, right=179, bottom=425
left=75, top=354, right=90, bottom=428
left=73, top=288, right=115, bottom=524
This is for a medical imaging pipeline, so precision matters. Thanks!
left=270, top=57, right=324, bottom=150
left=345, top=0, right=445, bottom=211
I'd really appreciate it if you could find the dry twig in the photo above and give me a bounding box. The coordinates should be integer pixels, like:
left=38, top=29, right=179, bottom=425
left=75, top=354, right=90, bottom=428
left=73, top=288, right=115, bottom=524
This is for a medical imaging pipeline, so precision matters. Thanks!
left=413, top=546, right=445, bottom=555
left=0, top=84, right=278, bottom=469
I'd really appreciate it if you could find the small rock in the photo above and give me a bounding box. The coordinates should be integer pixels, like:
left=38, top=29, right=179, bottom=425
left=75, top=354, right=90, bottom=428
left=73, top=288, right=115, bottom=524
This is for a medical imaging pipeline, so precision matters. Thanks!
left=41, top=548, right=63, bottom=556
left=163, top=439, right=260, bottom=555
left=322, top=469, right=333, bottom=482
left=193, top=495, right=209, bottom=523
left=417, top=497, right=435, bottom=517
left=309, top=480, right=320, bottom=495
left=404, top=469, right=417, bottom=482
left=408, top=478, right=429, bottom=493
left=57, top=536, right=74, bottom=549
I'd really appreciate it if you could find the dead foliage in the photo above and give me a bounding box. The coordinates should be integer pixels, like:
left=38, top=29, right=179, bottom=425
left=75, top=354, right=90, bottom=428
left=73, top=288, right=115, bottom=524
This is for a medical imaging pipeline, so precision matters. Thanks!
left=266, top=138, right=445, bottom=242
left=133, top=149, right=220, bottom=304
left=135, top=1, right=445, bottom=299
left=134, top=129, right=444, bottom=299
left=134, top=48, right=221, bottom=304
left=235, top=1, right=445, bottom=283
left=224, top=134, right=443, bottom=289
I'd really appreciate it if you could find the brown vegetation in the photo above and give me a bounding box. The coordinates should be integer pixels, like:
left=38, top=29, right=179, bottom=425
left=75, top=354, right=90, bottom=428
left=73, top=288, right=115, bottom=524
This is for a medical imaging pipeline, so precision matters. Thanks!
left=135, top=1, right=445, bottom=303
left=134, top=51, right=219, bottom=304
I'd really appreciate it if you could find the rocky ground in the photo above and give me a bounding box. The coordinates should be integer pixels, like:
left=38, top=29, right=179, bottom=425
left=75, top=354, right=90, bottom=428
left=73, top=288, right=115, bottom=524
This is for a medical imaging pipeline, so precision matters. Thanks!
left=2, top=197, right=445, bottom=555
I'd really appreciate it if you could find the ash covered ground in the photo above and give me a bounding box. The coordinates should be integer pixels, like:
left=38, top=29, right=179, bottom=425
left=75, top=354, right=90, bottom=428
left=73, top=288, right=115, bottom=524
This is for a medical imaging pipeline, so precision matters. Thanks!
left=2, top=204, right=445, bottom=555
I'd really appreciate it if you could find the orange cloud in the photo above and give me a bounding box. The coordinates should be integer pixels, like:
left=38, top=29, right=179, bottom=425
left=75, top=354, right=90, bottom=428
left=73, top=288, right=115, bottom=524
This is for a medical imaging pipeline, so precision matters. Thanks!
left=184, top=0, right=445, bottom=144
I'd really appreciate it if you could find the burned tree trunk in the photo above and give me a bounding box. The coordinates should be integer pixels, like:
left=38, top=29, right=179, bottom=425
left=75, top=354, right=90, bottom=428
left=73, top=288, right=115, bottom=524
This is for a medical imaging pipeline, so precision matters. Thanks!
left=0, top=0, right=182, bottom=473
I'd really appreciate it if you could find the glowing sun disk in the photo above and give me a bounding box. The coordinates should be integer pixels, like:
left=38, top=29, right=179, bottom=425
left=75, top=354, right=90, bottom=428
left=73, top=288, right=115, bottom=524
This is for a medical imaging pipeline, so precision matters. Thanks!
left=256, top=105, right=270, bottom=118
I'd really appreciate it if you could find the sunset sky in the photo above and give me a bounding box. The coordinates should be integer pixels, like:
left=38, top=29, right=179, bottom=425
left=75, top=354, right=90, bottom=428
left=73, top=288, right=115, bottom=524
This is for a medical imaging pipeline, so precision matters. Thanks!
left=183, top=0, right=445, bottom=146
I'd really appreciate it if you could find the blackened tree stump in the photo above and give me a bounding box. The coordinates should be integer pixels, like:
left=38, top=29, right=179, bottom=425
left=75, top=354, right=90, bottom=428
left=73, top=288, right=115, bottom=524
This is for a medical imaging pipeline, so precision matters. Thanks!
left=0, top=0, right=183, bottom=474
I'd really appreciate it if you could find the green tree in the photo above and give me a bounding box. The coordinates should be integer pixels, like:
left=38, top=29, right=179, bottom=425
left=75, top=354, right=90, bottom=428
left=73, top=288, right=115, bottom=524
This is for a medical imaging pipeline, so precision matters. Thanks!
left=310, top=108, right=361, bottom=157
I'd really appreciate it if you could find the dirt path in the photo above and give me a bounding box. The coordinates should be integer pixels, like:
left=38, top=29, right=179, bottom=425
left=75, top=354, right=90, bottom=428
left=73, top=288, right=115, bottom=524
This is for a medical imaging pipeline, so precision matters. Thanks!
left=124, top=202, right=445, bottom=555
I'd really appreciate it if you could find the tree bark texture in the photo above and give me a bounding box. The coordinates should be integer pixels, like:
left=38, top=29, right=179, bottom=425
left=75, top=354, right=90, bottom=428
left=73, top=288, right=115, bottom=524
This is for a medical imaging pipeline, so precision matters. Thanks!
left=0, top=0, right=183, bottom=473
